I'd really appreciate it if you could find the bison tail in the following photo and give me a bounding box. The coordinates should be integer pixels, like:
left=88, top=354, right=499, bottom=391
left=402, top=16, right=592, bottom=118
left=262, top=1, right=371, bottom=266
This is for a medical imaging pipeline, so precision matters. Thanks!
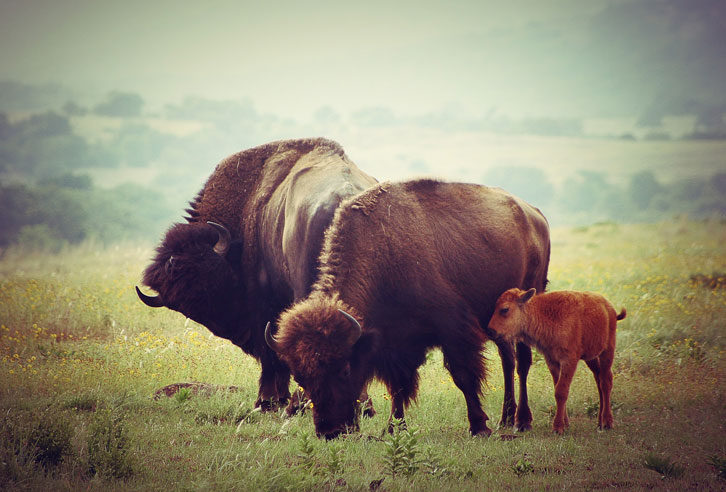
left=616, top=308, right=627, bottom=321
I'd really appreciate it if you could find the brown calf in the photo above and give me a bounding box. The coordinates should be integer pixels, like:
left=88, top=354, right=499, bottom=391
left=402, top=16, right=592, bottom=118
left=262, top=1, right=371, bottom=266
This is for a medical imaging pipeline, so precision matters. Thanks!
left=487, top=288, right=626, bottom=434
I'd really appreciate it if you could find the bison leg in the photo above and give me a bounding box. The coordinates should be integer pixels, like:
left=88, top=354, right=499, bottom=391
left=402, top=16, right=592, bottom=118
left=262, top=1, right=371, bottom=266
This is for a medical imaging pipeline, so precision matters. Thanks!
left=494, top=340, right=517, bottom=428
left=552, top=359, right=577, bottom=434
left=359, top=386, right=376, bottom=418
left=585, top=358, right=603, bottom=427
left=514, top=342, right=533, bottom=432
left=255, top=355, right=291, bottom=412
left=442, top=347, right=491, bottom=437
left=597, top=349, right=615, bottom=430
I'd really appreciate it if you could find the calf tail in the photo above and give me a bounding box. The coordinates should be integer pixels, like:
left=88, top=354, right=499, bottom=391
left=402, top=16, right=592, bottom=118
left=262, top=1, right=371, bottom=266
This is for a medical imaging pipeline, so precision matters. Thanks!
left=616, top=308, right=627, bottom=321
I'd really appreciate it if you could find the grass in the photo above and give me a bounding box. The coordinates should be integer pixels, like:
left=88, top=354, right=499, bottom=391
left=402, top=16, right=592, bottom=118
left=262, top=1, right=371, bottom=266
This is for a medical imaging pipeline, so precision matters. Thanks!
left=1, top=220, right=725, bottom=490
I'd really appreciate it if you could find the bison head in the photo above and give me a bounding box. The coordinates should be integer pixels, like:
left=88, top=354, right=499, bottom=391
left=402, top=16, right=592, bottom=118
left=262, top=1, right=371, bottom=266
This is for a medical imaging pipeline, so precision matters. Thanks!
left=266, top=296, right=368, bottom=439
left=487, top=287, right=536, bottom=341
left=136, top=221, right=249, bottom=345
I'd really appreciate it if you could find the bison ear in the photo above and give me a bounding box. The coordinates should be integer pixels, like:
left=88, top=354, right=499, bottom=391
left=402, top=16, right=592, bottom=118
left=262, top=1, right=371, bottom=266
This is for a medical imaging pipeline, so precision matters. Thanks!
left=519, top=288, right=536, bottom=304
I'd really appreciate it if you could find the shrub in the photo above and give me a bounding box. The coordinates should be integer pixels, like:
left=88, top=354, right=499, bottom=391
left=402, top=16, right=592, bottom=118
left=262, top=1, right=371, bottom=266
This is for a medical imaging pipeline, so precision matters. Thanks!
left=643, top=453, right=684, bottom=479
left=29, top=410, right=74, bottom=467
left=87, top=409, right=134, bottom=479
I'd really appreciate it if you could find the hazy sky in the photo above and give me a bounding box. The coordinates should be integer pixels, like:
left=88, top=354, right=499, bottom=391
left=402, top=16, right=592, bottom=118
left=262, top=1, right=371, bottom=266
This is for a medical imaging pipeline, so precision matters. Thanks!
left=1, top=0, right=724, bottom=120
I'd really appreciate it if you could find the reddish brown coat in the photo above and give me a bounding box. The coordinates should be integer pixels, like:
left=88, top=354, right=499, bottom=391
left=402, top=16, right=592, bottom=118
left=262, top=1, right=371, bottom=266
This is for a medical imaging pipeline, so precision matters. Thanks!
left=488, top=288, right=626, bottom=434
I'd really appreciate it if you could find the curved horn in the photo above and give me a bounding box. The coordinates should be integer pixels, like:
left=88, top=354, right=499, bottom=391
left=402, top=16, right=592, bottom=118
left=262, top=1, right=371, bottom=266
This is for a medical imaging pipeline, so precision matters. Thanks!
left=265, top=322, right=282, bottom=353
left=135, top=286, right=164, bottom=308
left=338, top=309, right=362, bottom=346
left=207, top=221, right=231, bottom=256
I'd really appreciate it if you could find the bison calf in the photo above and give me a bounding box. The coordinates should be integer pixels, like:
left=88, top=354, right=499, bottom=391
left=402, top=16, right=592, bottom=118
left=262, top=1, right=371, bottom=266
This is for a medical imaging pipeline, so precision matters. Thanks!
left=487, top=288, right=626, bottom=434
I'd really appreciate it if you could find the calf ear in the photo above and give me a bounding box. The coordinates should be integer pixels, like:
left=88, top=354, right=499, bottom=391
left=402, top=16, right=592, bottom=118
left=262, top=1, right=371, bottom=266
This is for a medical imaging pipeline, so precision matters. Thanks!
left=519, top=288, right=536, bottom=304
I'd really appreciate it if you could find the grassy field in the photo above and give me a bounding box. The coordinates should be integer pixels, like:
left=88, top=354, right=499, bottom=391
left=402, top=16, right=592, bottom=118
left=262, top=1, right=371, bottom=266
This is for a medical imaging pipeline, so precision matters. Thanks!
left=1, top=220, right=725, bottom=491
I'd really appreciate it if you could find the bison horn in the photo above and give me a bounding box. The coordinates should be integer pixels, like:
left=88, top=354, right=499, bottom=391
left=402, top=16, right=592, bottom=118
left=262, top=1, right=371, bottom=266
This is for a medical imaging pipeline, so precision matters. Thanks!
left=265, top=322, right=282, bottom=353
left=135, top=286, right=164, bottom=308
left=207, top=221, right=231, bottom=256
left=338, top=309, right=362, bottom=346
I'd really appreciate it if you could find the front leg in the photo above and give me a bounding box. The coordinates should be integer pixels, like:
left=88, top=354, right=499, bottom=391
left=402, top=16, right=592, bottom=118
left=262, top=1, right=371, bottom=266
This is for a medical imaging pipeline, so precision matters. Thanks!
left=387, top=392, right=407, bottom=434
left=255, top=353, right=290, bottom=412
left=552, top=359, right=577, bottom=434
left=514, top=342, right=533, bottom=432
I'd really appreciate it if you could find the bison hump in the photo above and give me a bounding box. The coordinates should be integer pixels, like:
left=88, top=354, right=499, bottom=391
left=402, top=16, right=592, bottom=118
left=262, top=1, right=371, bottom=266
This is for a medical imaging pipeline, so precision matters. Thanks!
left=350, top=182, right=391, bottom=216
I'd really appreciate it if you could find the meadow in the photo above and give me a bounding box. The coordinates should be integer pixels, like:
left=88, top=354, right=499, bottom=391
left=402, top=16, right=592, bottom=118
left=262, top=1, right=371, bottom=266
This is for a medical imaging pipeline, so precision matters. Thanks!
left=1, top=219, right=725, bottom=491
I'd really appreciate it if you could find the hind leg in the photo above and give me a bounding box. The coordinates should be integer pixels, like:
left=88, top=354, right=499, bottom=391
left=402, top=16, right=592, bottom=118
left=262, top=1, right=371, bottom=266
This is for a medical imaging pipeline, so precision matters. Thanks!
left=442, top=345, right=491, bottom=437
left=585, top=359, right=604, bottom=427
left=598, top=349, right=615, bottom=429
left=494, top=339, right=517, bottom=428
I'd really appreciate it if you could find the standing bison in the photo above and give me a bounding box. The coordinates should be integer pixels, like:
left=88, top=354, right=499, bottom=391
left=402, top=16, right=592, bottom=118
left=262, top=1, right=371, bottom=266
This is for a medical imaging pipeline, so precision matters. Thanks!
left=266, top=179, right=550, bottom=438
left=136, top=138, right=377, bottom=410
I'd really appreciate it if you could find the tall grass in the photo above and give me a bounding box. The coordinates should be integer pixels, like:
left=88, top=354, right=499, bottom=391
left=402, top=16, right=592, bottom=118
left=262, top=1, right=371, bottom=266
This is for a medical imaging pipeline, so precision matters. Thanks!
left=1, top=220, right=725, bottom=490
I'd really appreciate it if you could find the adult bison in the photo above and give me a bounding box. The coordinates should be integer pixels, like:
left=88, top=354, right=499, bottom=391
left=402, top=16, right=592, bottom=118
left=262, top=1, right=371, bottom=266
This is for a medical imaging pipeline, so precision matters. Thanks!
left=136, top=138, right=377, bottom=411
left=266, top=179, right=550, bottom=438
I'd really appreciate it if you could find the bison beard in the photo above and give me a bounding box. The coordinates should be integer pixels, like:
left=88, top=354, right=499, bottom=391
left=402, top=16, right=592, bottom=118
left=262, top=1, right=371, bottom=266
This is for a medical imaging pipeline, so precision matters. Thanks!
left=268, top=179, right=550, bottom=438
left=135, top=138, right=377, bottom=412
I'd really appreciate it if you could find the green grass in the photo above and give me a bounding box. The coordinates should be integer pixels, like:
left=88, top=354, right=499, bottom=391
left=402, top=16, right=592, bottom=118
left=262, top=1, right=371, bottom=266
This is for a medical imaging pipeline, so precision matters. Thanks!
left=1, top=220, right=725, bottom=490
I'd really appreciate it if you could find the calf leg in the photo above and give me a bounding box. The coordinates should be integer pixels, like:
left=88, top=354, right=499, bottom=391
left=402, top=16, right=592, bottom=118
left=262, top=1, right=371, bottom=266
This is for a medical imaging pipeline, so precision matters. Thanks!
left=514, top=342, right=533, bottom=431
left=552, top=360, right=577, bottom=435
left=598, top=350, right=615, bottom=429
left=494, top=340, right=517, bottom=428
left=585, top=359, right=604, bottom=427
left=546, top=358, right=561, bottom=385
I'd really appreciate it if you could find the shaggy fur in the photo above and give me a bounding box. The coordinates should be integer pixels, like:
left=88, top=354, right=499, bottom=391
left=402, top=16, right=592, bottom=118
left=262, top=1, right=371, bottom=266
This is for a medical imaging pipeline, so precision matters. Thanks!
left=138, top=138, right=376, bottom=410
left=488, top=288, right=626, bottom=434
left=271, top=180, right=551, bottom=438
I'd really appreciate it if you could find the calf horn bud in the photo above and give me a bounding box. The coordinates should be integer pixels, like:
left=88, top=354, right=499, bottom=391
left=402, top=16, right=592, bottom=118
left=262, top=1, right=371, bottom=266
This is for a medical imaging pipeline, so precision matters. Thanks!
left=207, top=221, right=231, bottom=256
left=265, top=322, right=281, bottom=353
left=338, top=309, right=362, bottom=346
left=135, top=286, right=164, bottom=308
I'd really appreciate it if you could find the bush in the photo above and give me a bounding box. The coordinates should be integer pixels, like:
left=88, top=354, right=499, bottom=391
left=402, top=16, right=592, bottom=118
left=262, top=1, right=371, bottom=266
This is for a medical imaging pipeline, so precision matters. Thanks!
left=29, top=410, right=74, bottom=467
left=87, top=409, right=134, bottom=479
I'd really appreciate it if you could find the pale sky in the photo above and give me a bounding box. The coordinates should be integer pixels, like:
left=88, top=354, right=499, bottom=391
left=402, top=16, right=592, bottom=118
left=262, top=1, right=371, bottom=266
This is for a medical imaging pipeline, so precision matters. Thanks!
left=1, top=0, right=723, bottom=120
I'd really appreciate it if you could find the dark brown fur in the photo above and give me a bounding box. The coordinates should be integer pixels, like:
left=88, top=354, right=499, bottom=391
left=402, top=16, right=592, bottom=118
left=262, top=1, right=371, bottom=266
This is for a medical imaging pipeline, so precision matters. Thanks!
left=138, top=138, right=376, bottom=410
left=271, top=180, right=550, bottom=438
left=488, top=288, right=626, bottom=433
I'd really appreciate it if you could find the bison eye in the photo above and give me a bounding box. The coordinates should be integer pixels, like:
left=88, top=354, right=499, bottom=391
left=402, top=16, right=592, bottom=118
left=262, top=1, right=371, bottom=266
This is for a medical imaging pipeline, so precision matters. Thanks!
left=499, top=307, right=509, bottom=316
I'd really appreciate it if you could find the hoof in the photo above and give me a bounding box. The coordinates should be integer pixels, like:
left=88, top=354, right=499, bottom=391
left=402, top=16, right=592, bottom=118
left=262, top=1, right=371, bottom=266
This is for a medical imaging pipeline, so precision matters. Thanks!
left=514, top=422, right=532, bottom=433
left=471, top=426, right=492, bottom=438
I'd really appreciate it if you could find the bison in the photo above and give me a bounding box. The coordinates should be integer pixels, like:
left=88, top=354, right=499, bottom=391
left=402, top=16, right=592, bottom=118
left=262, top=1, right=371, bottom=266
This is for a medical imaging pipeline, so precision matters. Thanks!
left=487, top=288, right=626, bottom=434
left=265, top=179, right=550, bottom=438
left=136, top=138, right=377, bottom=411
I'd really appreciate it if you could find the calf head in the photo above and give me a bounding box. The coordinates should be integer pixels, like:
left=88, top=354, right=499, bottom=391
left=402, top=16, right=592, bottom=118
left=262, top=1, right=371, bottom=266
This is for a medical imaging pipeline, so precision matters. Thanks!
left=136, top=221, right=248, bottom=344
left=266, top=297, right=367, bottom=439
left=488, top=287, right=536, bottom=340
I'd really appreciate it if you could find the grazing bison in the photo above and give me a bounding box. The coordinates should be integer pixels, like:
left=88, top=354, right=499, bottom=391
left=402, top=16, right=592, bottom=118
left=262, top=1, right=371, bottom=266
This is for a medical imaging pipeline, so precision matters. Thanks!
left=136, top=138, right=377, bottom=411
left=265, top=179, right=550, bottom=438
left=488, top=288, right=626, bottom=434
